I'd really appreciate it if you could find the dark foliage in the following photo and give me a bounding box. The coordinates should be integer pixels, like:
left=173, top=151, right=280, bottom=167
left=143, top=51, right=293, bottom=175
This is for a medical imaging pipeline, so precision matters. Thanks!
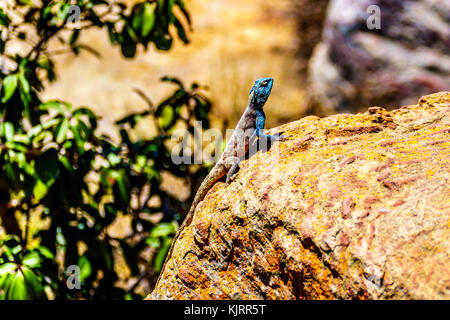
left=0, top=0, right=214, bottom=299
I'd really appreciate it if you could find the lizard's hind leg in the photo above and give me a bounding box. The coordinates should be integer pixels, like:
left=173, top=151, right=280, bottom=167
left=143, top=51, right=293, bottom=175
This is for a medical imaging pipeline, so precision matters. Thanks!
left=224, top=156, right=240, bottom=184
left=226, top=161, right=239, bottom=184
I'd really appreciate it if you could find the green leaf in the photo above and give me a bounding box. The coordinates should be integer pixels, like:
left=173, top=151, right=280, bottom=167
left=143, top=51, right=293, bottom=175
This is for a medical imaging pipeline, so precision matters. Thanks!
left=19, top=88, right=31, bottom=118
left=36, top=246, right=54, bottom=260
left=5, top=142, right=27, bottom=153
left=22, top=252, right=42, bottom=268
left=111, top=170, right=130, bottom=204
left=159, top=105, right=175, bottom=129
left=132, top=2, right=156, bottom=38
left=141, top=3, right=156, bottom=37
left=55, top=118, right=69, bottom=143
left=55, top=227, right=66, bottom=246
left=27, top=124, right=43, bottom=137
left=70, top=124, right=85, bottom=151
left=17, top=0, right=32, bottom=5
left=76, top=118, right=92, bottom=140
left=57, top=3, right=71, bottom=22
left=11, top=149, right=26, bottom=164
left=69, top=29, right=80, bottom=45
left=35, top=148, right=59, bottom=184
left=1, top=74, right=18, bottom=103
left=166, top=0, right=175, bottom=18
left=106, top=22, right=121, bottom=45
left=153, top=32, right=173, bottom=51
left=78, top=255, right=92, bottom=282
left=12, top=133, right=29, bottom=144
left=32, top=179, right=48, bottom=201
left=0, top=9, right=10, bottom=26
left=18, top=72, right=30, bottom=94
left=0, top=263, right=17, bottom=277
left=145, top=237, right=160, bottom=248
left=73, top=107, right=97, bottom=129
left=153, top=237, right=172, bottom=272
left=22, top=267, right=46, bottom=300
left=0, top=274, right=14, bottom=299
left=7, top=272, right=29, bottom=300
left=32, top=130, right=52, bottom=145
left=42, top=119, right=60, bottom=130
left=144, top=165, right=161, bottom=183
left=5, top=163, right=20, bottom=190
left=39, top=100, right=64, bottom=114
left=150, top=222, right=176, bottom=238
left=2, top=122, right=14, bottom=141
left=121, top=28, right=137, bottom=58
left=107, top=153, right=121, bottom=166
left=4, top=237, right=22, bottom=255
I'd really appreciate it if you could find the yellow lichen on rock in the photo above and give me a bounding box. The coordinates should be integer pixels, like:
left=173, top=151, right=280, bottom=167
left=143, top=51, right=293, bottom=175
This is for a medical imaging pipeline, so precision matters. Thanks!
left=148, top=92, right=450, bottom=300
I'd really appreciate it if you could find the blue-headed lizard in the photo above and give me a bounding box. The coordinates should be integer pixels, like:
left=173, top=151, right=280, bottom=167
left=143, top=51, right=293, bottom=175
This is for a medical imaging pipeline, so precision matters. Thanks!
left=155, top=77, right=284, bottom=287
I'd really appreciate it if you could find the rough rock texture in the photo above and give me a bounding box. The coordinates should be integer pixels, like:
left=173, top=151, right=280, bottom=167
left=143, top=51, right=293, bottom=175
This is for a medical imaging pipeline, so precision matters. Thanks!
left=308, top=0, right=450, bottom=115
left=148, top=92, right=450, bottom=300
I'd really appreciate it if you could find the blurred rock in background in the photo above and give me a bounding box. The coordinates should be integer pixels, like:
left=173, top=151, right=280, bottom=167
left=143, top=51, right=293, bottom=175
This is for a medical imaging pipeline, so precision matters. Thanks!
left=305, top=0, right=450, bottom=115
left=293, top=0, right=330, bottom=77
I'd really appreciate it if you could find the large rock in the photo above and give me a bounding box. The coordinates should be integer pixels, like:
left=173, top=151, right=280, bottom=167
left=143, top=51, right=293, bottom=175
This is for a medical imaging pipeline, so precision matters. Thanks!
left=308, top=0, right=450, bottom=115
left=148, top=92, right=450, bottom=299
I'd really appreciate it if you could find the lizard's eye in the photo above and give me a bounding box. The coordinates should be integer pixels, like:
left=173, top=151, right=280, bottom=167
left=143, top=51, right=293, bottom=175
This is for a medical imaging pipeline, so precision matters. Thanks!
left=259, top=93, right=265, bottom=99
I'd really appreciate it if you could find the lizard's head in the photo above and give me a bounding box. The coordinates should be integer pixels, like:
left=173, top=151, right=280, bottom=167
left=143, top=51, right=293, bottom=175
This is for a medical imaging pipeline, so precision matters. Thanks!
left=249, top=77, right=273, bottom=109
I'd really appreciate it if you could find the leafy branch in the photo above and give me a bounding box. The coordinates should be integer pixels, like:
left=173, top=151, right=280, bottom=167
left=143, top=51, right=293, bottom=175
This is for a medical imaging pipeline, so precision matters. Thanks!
left=0, top=0, right=218, bottom=300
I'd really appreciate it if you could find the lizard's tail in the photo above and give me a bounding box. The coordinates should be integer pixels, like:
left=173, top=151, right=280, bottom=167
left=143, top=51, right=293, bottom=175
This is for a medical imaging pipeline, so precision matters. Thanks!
left=188, top=166, right=225, bottom=215
left=153, top=164, right=227, bottom=290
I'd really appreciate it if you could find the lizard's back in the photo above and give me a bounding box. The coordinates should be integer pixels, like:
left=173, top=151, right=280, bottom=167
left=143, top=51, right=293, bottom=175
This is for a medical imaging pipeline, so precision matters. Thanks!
left=220, top=106, right=258, bottom=164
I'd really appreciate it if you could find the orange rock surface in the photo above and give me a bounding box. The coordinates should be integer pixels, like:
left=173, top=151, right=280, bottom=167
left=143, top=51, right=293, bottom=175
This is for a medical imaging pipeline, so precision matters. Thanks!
left=148, top=92, right=450, bottom=299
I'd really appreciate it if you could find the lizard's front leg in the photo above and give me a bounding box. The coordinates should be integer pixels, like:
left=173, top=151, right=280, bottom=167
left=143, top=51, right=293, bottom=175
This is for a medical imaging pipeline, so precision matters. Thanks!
left=257, top=129, right=289, bottom=144
left=255, top=109, right=289, bottom=143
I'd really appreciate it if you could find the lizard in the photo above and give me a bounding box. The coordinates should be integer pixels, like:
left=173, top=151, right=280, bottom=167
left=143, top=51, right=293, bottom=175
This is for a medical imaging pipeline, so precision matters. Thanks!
left=155, top=77, right=284, bottom=288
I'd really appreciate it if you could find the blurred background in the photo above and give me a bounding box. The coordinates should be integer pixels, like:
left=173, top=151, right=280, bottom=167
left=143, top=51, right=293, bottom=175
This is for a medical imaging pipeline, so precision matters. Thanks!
left=43, top=0, right=450, bottom=139
left=43, top=0, right=306, bottom=140
left=0, top=0, right=448, bottom=300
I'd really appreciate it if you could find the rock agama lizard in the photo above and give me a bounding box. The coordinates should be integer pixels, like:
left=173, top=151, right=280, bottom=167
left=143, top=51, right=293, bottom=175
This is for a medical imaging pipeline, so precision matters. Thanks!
left=155, top=77, right=284, bottom=287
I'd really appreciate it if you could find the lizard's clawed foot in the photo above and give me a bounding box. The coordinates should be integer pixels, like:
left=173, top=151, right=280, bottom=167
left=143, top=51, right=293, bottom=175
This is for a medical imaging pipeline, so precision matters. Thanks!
left=274, top=131, right=291, bottom=141
left=225, top=173, right=237, bottom=184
